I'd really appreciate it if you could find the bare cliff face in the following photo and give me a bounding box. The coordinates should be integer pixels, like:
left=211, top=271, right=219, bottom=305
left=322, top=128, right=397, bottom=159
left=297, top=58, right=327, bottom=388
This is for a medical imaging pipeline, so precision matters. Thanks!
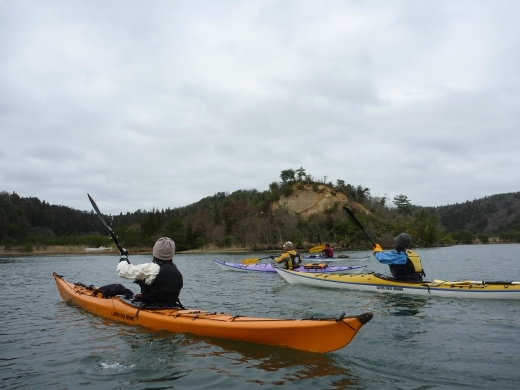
left=271, top=183, right=368, bottom=217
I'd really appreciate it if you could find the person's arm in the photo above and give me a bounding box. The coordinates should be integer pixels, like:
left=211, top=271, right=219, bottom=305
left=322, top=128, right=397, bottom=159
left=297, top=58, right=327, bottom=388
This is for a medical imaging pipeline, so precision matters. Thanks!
left=117, top=262, right=160, bottom=284
left=273, top=253, right=290, bottom=263
left=374, top=251, right=407, bottom=265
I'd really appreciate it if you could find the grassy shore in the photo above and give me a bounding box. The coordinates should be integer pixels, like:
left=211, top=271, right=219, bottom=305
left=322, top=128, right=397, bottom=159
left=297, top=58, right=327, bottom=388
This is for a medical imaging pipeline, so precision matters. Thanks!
left=0, top=245, right=263, bottom=256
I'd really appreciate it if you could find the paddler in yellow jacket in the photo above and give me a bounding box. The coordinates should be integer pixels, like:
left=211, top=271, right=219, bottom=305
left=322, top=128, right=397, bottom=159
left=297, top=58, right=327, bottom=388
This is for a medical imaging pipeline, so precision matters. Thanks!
left=271, top=241, right=302, bottom=270
left=373, top=233, right=426, bottom=281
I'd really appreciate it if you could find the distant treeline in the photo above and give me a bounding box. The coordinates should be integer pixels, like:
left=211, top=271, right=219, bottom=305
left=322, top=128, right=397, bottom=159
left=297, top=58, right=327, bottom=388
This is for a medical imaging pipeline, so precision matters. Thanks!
left=2, top=170, right=520, bottom=252
left=419, top=191, right=520, bottom=245
left=0, top=191, right=109, bottom=252
left=425, top=192, right=520, bottom=236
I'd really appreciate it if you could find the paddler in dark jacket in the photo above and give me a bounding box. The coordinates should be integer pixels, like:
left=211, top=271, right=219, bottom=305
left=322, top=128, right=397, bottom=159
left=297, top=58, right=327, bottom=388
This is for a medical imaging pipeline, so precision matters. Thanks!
left=373, top=233, right=425, bottom=281
left=117, top=237, right=184, bottom=307
left=271, top=241, right=302, bottom=270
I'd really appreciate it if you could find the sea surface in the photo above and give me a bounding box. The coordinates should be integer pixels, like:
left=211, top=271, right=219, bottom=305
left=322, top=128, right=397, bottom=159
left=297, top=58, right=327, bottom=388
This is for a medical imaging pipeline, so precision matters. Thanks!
left=1, top=244, right=520, bottom=389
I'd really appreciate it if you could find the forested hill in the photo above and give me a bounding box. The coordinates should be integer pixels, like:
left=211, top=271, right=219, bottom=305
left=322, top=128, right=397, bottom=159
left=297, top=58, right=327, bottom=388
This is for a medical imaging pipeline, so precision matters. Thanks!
left=426, top=192, right=520, bottom=235
left=1, top=170, right=520, bottom=252
left=0, top=191, right=108, bottom=250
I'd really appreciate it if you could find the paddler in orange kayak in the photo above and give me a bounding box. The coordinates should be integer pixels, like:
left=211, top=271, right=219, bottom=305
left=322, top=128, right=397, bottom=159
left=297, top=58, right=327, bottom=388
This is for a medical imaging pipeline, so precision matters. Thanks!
left=117, top=237, right=184, bottom=307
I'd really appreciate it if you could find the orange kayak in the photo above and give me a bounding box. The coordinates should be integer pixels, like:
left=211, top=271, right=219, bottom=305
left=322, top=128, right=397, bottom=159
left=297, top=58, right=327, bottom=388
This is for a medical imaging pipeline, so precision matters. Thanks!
left=53, top=272, right=372, bottom=353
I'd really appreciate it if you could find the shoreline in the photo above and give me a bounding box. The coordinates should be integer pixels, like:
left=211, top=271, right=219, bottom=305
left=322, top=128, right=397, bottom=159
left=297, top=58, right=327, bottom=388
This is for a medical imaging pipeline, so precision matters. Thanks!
left=1, top=241, right=512, bottom=257
left=0, top=245, right=279, bottom=257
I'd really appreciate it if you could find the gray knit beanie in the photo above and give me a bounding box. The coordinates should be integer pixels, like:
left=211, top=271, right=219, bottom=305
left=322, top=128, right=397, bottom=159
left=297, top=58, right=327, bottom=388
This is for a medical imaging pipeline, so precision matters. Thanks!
left=394, top=233, right=412, bottom=249
left=153, top=237, right=176, bottom=260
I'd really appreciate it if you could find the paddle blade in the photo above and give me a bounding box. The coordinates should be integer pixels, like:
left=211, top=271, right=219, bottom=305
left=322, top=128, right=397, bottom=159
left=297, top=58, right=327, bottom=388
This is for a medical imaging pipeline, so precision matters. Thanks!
left=309, top=245, right=325, bottom=253
left=88, top=193, right=112, bottom=232
left=241, top=258, right=260, bottom=265
left=342, top=207, right=362, bottom=229
left=88, top=193, right=124, bottom=254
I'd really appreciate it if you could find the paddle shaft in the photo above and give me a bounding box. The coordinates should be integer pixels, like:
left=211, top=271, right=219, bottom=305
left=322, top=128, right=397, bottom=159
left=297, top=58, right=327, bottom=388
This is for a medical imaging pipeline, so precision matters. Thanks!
left=88, top=194, right=124, bottom=255
left=342, top=207, right=376, bottom=246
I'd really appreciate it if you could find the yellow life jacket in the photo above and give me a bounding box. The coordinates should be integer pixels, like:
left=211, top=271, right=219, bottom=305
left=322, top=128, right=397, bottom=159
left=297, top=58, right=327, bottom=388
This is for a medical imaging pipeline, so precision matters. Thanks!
left=405, top=250, right=424, bottom=274
left=286, top=250, right=301, bottom=270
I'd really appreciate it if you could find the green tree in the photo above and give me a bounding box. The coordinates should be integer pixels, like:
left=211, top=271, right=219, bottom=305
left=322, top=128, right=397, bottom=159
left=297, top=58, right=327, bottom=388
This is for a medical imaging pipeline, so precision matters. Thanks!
left=412, top=210, right=441, bottom=246
left=280, top=169, right=296, bottom=183
left=281, top=183, right=294, bottom=197
left=477, top=234, right=489, bottom=244
left=393, top=194, right=412, bottom=215
left=451, top=230, right=474, bottom=244
left=163, top=218, right=187, bottom=249
left=269, top=182, right=280, bottom=192
left=355, top=185, right=371, bottom=203
left=499, top=231, right=520, bottom=243
left=295, top=166, right=306, bottom=181
left=141, top=209, right=162, bottom=240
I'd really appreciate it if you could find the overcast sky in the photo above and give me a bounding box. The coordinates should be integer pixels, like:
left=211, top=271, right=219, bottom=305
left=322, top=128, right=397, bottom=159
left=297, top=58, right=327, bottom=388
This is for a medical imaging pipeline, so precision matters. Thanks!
left=1, top=1, right=519, bottom=215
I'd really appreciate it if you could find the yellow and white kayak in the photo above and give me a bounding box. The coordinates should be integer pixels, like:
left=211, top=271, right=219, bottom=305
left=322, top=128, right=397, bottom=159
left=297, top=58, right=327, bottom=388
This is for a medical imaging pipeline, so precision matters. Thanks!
left=274, top=268, right=520, bottom=300
left=53, top=273, right=373, bottom=353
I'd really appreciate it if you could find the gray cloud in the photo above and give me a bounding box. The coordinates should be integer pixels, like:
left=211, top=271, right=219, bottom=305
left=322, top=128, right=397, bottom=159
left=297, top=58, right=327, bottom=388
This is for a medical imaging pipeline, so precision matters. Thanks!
left=1, top=0, right=519, bottom=214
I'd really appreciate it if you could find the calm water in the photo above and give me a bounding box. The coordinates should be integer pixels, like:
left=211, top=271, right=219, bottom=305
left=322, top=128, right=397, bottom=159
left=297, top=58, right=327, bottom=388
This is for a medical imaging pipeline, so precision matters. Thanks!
left=1, top=244, right=520, bottom=389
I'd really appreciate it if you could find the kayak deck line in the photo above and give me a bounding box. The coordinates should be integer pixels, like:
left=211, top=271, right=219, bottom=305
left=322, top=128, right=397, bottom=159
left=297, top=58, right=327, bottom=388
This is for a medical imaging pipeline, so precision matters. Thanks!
left=428, top=279, right=520, bottom=286
left=166, top=311, right=350, bottom=323
left=127, top=308, right=367, bottom=323
left=312, top=272, right=517, bottom=288
left=122, top=305, right=371, bottom=324
left=53, top=272, right=373, bottom=353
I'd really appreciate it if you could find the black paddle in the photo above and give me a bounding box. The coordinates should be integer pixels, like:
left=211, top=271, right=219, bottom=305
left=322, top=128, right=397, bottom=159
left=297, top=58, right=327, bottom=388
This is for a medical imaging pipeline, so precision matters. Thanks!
left=88, top=193, right=125, bottom=255
left=342, top=206, right=376, bottom=246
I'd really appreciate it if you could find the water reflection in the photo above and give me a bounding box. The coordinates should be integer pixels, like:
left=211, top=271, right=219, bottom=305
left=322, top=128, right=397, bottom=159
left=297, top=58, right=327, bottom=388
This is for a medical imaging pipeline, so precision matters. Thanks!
left=375, top=295, right=430, bottom=317
left=181, top=335, right=360, bottom=387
